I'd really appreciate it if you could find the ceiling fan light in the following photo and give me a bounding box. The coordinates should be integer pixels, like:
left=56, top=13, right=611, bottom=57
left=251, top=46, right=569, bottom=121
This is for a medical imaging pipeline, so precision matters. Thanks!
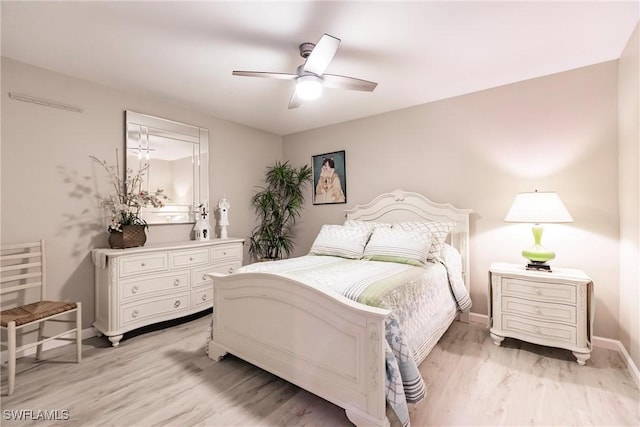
left=296, top=75, right=323, bottom=100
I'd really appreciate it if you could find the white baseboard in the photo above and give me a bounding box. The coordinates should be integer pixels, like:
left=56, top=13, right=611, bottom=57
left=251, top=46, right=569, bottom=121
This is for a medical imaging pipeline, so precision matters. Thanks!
left=591, top=335, right=640, bottom=389
left=468, top=312, right=640, bottom=389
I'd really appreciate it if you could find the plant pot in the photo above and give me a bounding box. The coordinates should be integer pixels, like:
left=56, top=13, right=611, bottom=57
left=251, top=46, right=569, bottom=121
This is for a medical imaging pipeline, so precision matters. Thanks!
left=108, top=225, right=147, bottom=249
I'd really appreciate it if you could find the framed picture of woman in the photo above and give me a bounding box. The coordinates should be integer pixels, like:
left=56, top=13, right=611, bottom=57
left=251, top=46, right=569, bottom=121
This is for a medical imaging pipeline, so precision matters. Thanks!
left=312, top=150, right=347, bottom=205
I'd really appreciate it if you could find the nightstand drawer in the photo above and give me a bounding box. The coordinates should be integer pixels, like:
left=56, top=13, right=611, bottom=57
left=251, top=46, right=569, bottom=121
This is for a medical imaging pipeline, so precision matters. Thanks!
left=502, top=296, right=576, bottom=324
left=501, top=278, right=576, bottom=304
left=502, top=314, right=576, bottom=345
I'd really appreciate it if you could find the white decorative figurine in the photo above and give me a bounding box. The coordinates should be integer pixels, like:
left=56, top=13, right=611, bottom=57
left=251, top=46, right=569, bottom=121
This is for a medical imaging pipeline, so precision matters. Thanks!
left=218, top=197, right=230, bottom=239
left=193, top=204, right=211, bottom=241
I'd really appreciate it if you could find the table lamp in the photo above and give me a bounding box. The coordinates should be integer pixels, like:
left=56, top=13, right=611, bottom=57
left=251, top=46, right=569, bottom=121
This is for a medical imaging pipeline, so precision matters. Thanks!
left=504, top=190, right=573, bottom=271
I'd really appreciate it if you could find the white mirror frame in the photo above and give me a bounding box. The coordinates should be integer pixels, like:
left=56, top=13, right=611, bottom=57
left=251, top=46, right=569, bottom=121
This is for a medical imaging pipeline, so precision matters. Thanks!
left=125, top=111, right=209, bottom=225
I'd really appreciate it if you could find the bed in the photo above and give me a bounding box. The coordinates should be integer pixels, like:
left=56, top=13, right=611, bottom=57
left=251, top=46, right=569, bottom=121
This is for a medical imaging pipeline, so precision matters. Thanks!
left=206, top=190, right=471, bottom=426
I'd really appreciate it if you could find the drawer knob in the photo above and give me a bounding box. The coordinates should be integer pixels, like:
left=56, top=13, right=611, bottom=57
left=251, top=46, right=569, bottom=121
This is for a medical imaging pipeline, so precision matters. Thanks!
left=131, top=285, right=139, bottom=294
left=174, top=300, right=181, bottom=308
left=223, top=251, right=227, bottom=255
left=202, top=294, right=207, bottom=301
left=228, top=267, right=234, bottom=274
left=174, top=279, right=180, bottom=286
left=534, top=307, right=541, bottom=315
left=189, top=256, right=194, bottom=261
left=141, top=262, right=146, bottom=267
left=202, top=274, right=208, bottom=280
left=534, top=288, right=542, bottom=295
left=132, top=310, right=139, bottom=318
left=534, top=327, right=541, bottom=334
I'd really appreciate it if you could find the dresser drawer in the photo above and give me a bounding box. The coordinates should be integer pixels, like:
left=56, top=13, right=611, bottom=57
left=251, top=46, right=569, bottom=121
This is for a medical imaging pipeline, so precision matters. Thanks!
left=502, top=314, right=576, bottom=346
left=119, top=253, right=168, bottom=278
left=120, top=271, right=190, bottom=301
left=170, top=249, right=209, bottom=268
left=193, top=265, right=214, bottom=287
left=211, top=244, right=242, bottom=261
left=501, top=278, right=576, bottom=304
left=502, top=296, right=576, bottom=324
left=121, top=293, right=191, bottom=326
left=193, top=286, right=213, bottom=309
left=209, top=261, right=240, bottom=275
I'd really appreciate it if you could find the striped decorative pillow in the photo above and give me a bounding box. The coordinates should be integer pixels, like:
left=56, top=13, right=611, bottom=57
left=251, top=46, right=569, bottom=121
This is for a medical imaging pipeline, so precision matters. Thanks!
left=309, top=225, right=372, bottom=259
left=362, top=227, right=432, bottom=266
left=393, top=221, right=455, bottom=260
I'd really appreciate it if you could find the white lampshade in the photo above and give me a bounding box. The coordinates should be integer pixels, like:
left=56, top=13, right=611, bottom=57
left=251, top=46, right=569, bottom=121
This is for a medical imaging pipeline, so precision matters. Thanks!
left=296, top=75, right=323, bottom=100
left=505, top=191, right=573, bottom=224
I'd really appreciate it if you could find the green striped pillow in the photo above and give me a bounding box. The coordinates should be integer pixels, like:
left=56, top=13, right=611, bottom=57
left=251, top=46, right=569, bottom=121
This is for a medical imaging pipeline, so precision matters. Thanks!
left=362, top=227, right=432, bottom=266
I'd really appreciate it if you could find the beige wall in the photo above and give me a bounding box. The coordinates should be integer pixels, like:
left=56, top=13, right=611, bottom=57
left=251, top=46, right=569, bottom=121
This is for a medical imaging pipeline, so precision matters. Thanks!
left=1, top=58, right=282, bottom=329
left=284, top=61, right=621, bottom=339
left=618, top=23, right=640, bottom=368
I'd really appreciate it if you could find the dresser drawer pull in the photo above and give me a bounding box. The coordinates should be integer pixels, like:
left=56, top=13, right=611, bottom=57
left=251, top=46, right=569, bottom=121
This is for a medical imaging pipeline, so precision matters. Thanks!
left=228, top=267, right=234, bottom=274
left=189, top=256, right=194, bottom=261
left=534, top=307, right=541, bottom=315
left=131, top=285, right=139, bottom=294
left=174, top=300, right=181, bottom=308
left=202, top=274, right=208, bottom=280
left=132, top=310, right=139, bottom=318
left=174, top=279, right=180, bottom=286
left=534, top=327, right=541, bottom=334
left=201, top=294, right=208, bottom=301
left=534, top=288, right=542, bottom=295
left=223, top=251, right=227, bottom=255
left=141, top=262, right=146, bottom=267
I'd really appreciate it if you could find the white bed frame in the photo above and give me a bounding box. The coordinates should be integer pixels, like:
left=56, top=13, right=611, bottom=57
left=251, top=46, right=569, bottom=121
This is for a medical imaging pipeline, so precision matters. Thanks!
left=207, top=190, right=471, bottom=426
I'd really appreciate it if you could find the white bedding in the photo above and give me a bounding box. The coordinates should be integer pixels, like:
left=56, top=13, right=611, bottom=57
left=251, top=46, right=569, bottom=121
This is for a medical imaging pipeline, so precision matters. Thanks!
left=234, top=248, right=470, bottom=426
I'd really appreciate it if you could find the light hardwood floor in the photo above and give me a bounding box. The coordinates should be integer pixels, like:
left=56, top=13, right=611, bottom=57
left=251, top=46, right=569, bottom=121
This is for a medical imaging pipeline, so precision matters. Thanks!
left=2, top=314, right=639, bottom=426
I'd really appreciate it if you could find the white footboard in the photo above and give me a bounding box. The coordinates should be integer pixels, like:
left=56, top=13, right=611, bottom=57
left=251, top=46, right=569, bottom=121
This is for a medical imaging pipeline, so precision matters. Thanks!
left=207, top=271, right=391, bottom=427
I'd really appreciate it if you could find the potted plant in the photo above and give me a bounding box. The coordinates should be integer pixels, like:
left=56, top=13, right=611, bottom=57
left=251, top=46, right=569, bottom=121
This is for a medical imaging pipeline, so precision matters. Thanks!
left=91, top=150, right=167, bottom=248
left=249, top=161, right=312, bottom=261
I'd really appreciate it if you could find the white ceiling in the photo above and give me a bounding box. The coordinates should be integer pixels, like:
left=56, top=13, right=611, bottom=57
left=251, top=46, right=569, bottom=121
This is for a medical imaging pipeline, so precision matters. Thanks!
left=2, top=1, right=638, bottom=136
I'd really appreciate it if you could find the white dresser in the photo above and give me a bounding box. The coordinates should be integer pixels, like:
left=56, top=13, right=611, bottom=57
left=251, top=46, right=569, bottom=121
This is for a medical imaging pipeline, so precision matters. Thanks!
left=489, top=262, right=594, bottom=365
left=92, top=239, right=244, bottom=347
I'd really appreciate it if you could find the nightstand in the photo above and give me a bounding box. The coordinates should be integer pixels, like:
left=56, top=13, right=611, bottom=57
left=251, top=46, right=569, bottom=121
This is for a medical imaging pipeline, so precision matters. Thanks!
left=488, top=262, right=594, bottom=365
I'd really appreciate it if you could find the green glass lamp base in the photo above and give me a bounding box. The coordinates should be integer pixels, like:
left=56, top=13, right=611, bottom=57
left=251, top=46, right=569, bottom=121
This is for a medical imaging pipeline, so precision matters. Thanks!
left=522, top=245, right=556, bottom=263
left=522, top=224, right=556, bottom=264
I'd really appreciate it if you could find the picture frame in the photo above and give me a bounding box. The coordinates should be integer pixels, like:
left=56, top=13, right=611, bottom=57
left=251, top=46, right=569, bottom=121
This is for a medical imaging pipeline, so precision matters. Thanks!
left=312, top=150, right=347, bottom=205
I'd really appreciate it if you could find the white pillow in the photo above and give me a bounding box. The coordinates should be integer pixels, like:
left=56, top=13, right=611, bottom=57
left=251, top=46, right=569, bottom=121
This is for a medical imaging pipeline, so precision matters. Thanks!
left=362, top=227, right=432, bottom=266
left=309, top=225, right=372, bottom=259
left=392, top=221, right=455, bottom=260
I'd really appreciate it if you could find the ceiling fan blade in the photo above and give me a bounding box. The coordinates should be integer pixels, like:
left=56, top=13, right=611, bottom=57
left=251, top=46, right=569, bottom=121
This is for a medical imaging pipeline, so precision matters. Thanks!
left=288, top=90, right=304, bottom=109
left=322, top=74, right=378, bottom=92
left=303, top=34, right=340, bottom=76
left=232, top=71, right=297, bottom=81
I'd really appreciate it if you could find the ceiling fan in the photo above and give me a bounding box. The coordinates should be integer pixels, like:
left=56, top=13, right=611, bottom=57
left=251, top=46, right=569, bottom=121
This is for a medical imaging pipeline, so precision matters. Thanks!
left=232, top=34, right=377, bottom=109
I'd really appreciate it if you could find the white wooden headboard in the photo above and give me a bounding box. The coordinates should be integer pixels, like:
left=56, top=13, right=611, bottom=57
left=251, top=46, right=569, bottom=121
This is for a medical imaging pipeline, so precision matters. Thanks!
left=345, top=189, right=472, bottom=295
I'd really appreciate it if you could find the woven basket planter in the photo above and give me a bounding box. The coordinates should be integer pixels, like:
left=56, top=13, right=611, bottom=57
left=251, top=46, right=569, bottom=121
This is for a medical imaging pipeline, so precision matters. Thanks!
left=108, top=225, right=147, bottom=249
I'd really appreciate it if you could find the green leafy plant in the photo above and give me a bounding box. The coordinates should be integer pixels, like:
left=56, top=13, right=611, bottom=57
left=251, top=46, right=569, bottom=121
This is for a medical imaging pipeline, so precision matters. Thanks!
left=249, top=161, right=313, bottom=260
left=91, top=150, right=167, bottom=232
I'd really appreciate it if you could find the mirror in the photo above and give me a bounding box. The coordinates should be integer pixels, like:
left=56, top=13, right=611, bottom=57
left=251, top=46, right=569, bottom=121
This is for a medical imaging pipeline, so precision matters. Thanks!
left=125, top=111, right=209, bottom=224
